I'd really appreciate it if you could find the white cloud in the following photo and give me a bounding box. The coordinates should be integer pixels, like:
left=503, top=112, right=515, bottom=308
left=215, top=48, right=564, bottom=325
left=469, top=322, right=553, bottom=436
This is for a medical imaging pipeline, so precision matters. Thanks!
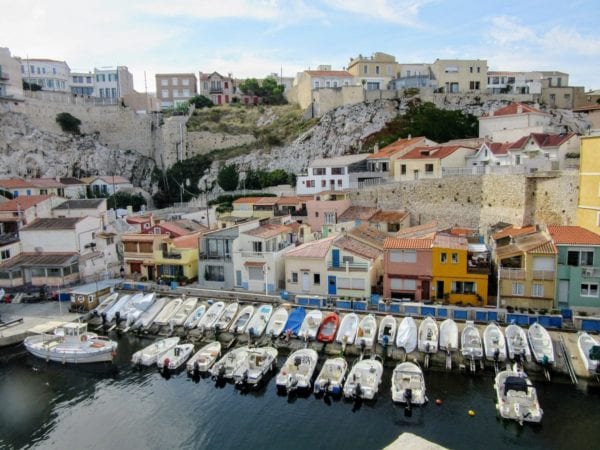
left=324, top=0, right=435, bottom=27
left=488, top=16, right=538, bottom=46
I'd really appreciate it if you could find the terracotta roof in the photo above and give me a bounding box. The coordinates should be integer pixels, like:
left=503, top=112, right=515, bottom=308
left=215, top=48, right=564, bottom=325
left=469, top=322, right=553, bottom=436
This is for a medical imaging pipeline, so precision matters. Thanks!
left=158, top=222, right=192, bottom=237
left=244, top=223, right=291, bottom=239
left=509, top=132, right=577, bottom=150
left=400, top=145, right=471, bottom=160
left=0, top=252, right=78, bottom=269
left=333, top=236, right=381, bottom=260
left=496, top=231, right=557, bottom=259
left=0, top=178, right=31, bottom=189
left=305, top=70, right=353, bottom=78
left=396, top=221, right=439, bottom=238
left=384, top=237, right=433, bottom=249
left=275, top=196, right=306, bottom=206
left=255, top=197, right=279, bottom=206
left=547, top=226, right=600, bottom=246
left=21, top=217, right=83, bottom=230
left=30, top=178, right=64, bottom=188
left=487, top=142, right=512, bottom=155
left=481, top=102, right=548, bottom=118
left=127, top=215, right=152, bottom=224
left=367, top=137, right=431, bottom=159
left=95, top=176, right=131, bottom=185
left=171, top=219, right=207, bottom=233
left=284, top=236, right=336, bottom=258
left=338, top=206, right=379, bottom=222
left=573, top=104, right=600, bottom=112
left=59, top=177, right=85, bottom=185
left=171, top=231, right=204, bottom=249
left=492, top=225, right=537, bottom=241
left=0, top=195, right=51, bottom=212
left=432, top=233, right=468, bottom=250
left=347, top=224, right=388, bottom=250
left=232, top=197, right=265, bottom=205
left=369, top=210, right=409, bottom=223
left=445, top=227, right=477, bottom=237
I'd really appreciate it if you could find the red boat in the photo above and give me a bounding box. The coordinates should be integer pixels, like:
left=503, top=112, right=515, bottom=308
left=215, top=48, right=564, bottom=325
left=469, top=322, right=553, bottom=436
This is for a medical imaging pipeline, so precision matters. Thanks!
left=317, top=312, right=340, bottom=343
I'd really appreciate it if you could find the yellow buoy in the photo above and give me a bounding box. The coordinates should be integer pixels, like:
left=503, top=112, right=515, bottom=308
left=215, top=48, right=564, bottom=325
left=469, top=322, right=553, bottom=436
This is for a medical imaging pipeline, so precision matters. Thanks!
left=468, top=410, right=476, bottom=416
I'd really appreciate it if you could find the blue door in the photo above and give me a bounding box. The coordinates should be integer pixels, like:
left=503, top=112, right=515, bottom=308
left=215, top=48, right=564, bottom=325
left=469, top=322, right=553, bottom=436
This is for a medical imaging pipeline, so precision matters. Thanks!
left=328, top=276, right=337, bottom=295
left=332, top=249, right=340, bottom=268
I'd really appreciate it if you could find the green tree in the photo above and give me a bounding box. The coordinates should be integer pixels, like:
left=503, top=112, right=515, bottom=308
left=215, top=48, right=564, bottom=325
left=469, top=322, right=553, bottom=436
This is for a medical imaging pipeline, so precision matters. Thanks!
left=106, top=192, right=146, bottom=212
left=56, top=112, right=82, bottom=134
left=239, top=78, right=262, bottom=96
left=189, top=95, right=214, bottom=108
left=152, top=154, right=213, bottom=208
left=217, top=164, right=239, bottom=191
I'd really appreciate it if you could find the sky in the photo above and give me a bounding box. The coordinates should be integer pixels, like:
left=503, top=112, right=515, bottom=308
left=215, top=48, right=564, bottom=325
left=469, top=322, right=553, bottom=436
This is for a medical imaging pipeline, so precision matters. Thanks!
left=1, top=0, right=599, bottom=92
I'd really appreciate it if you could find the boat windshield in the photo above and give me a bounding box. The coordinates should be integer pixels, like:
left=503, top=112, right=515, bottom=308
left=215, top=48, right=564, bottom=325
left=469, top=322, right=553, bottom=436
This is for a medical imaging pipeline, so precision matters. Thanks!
left=504, top=376, right=528, bottom=396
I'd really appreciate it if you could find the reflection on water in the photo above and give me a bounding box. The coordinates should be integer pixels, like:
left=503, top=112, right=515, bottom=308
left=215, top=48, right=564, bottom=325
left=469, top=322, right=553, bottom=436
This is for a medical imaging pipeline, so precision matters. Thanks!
left=1, top=334, right=599, bottom=450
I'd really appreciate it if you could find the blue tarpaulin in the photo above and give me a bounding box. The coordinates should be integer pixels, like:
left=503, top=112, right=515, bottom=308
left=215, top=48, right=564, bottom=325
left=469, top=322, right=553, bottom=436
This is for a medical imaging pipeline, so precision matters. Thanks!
left=283, top=306, right=306, bottom=335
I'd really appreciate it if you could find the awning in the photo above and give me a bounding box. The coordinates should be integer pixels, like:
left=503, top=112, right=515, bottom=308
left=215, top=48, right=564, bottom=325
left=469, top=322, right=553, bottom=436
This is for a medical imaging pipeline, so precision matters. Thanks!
left=244, top=261, right=265, bottom=266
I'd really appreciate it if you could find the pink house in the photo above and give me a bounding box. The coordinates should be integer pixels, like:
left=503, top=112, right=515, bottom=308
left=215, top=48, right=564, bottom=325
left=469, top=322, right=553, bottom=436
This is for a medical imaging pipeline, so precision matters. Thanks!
left=383, top=237, right=433, bottom=300
left=305, top=197, right=351, bottom=232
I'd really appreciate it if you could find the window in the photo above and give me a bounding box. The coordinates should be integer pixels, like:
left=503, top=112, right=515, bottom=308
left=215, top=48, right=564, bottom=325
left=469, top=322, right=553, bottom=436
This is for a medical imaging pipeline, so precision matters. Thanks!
left=581, top=283, right=599, bottom=297
left=375, top=65, right=380, bottom=75
left=0, top=249, right=10, bottom=260
left=321, top=180, right=326, bottom=188
left=161, top=90, right=169, bottom=98
left=532, top=283, right=544, bottom=297
left=172, top=77, right=178, bottom=85
left=313, top=168, right=325, bottom=175
left=425, top=164, right=434, bottom=173
left=452, top=281, right=476, bottom=294
left=291, top=272, right=298, bottom=283
left=124, top=242, right=137, bottom=252
left=337, top=179, right=342, bottom=186
left=248, top=266, right=263, bottom=281
left=313, top=273, right=321, bottom=285
left=324, top=212, right=336, bottom=225
left=252, top=241, right=263, bottom=252
left=440, top=252, right=447, bottom=263
left=400, top=164, right=406, bottom=175
left=342, top=256, right=354, bottom=263
left=451, top=253, right=458, bottom=264
left=315, top=212, right=319, bottom=218
left=314, top=81, right=320, bottom=88
left=567, top=250, right=594, bottom=267
left=205, top=265, right=225, bottom=282
left=512, top=282, right=524, bottom=296
left=469, top=66, right=473, bottom=73
left=390, top=250, right=417, bottom=263
left=390, top=278, right=417, bottom=290
left=182, top=79, right=189, bottom=86
left=363, top=65, right=368, bottom=74
left=331, top=167, right=343, bottom=175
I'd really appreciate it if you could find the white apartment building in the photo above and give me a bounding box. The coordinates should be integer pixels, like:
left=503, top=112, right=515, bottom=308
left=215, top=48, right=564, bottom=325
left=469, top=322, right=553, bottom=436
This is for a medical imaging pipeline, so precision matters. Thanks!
left=0, top=47, right=23, bottom=98
left=94, top=66, right=134, bottom=99
left=18, top=58, right=70, bottom=92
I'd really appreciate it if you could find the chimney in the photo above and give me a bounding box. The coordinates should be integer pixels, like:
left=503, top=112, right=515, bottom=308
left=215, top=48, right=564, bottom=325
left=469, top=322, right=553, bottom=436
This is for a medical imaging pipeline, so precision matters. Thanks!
left=517, top=104, right=523, bottom=114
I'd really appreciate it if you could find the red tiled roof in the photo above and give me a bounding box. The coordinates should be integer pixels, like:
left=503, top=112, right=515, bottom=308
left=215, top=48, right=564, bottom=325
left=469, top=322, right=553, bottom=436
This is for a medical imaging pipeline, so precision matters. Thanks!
left=481, top=102, right=547, bottom=118
left=244, top=223, right=291, bottom=239
left=333, top=236, right=381, bottom=260
left=492, top=225, right=537, bottom=241
left=0, top=195, right=51, bottom=212
left=395, top=221, right=438, bottom=238
left=276, top=196, right=306, bottom=206
left=509, top=132, right=577, bottom=150
left=284, top=236, right=336, bottom=258
left=547, top=226, right=600, bottom=246
left=305, top=70, right=353, bottom=78
left=573, top=104, right=600, bottom=112
left=171, top=231, right=205, bottom=249
left=232, top=197, right=265, bottom=205
left=433, top=233, right=468, bottom=250
left=400, top=145, right=469, bottom=160
left=0, top=178, right=31, bottom=189
left=30, top=178, right=64, bottom=188
left=127, top=215, right=152, bottom=224
left=95, top=176, right=130, bottom=185
left=338, top=206, right=379, bottom=222
left=158, top=222, right=190, bottom=237
left=369, top=210, right=409, bottom=223
left=367, top=137, right=430, bottom=159
left=384, top=237, right=433, bottom=249
left=487, top=142, right=512, bottom=155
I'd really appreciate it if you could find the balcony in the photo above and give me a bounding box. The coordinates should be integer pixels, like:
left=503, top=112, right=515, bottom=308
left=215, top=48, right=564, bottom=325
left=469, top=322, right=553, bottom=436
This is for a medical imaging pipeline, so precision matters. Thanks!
left=328, top=261, right=369, bottom=272
left=500, top=267, right=526, bottom=280
left=0, top=72, right=9, bottom=81
left=209, top=86, right=223, bottom=94
left=532, top=270, right=555, bottom=280
left=162, top=250, right=182, bottom=260
left=0, top=232, right=19, bottom=245
left=240, top=251, right=264, bottom=258
left=200, top=252, right=231, bottom=261
left=467, top=260, right=490, bottom=274
left=581, top=266, right=600, bottom=278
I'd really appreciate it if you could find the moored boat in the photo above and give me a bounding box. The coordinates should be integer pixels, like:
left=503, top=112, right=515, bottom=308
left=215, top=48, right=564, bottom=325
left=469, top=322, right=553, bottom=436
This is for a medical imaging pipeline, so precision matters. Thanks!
left=391, top=362, right=427, bottom=405
left=158, top=343, right=195, bottom=371
left=103, top=293, right=131, bottom=323
left=505, top=324, right=532, bottom=362
left=187, top=341, right=221, bottom=373
left=133, top=297, right=168, bottom=330
left=131, top=337, right=180, bottom=366
left=266, top=306, right=288, bottom=337
left=461, top=321, right=483, bottom=359
left=343, top=358, right=383, bottom=400
left=183, top=304, right=207, bottom=329
left=197, top=301, right=225, bottom=331
left=91, top=292, right=119, bottom=317
left=169, top=297, right=198, bottom=327
left=246, top=304, right=273, bottom=337
left=275, top=348, right=318, bottom=393
left=377, top=315, right=397, bottom=346
left=577, top=332, right=600, bottom=373
left=527, top=322, right=554, bottom=365
left=298, top=309, right=323, bottom=341
left=233, top=346, right=278, bottom=386
left=123, top=293, right=156, bottom=329
left=356, top=314, right=378, bottom=348
left=483, top=322, right=507, bottom=362
left=495, top=369, right=543, bottom=424
left=417, top=316, right=438, bottom=354
left=396, top=316, right=417, bottom=353
left=439, top=319, right=459, bottom=352
left=313, top=357, right=348, bottom=396
left=214, top=302, right=238, bottom=331
left=230, top=305, right=255, bottom=334
left=210, top=346, right=250, bottom=379
left=283, top=306, right=306, bottom=337
left=317, top=312, right=339, bottom=343
left=335, top=313, right=359, bottom=345
left=153, top=298, right=184, bottom=326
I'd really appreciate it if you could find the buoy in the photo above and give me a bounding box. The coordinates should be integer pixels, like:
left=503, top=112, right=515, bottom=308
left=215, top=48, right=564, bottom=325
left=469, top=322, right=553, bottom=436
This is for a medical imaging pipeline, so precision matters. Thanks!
left=468, top=410, right=476, bottom=416
left=435, top=399, right=442, bottom=406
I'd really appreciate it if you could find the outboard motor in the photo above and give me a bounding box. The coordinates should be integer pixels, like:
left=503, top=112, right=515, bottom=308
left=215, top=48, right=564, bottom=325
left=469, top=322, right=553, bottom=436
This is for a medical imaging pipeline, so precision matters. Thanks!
left=494, top=348, right=500, bottom=362
left=354, top=382, right=362, bottom=399
left=360, top=340, right=366, bottom=353
left=382, top=335, right=389, bottom=348
left=193, top=361, right=200, bottom=377
left=404, top=388, right=413, bottom=404
left=162, top=357, right=170, bottom=372
left=101, top=312, right=107, bottom=326
left=114, top=311, right=121, bottom=326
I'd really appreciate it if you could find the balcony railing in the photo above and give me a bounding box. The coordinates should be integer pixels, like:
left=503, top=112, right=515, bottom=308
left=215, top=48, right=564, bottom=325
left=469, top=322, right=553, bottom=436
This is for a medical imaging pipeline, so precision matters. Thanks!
left=0, top=232, right=19, bottom=245
left=240, top=251, right=264, bottom=258
left=532, top=269, right=555, bottom=280
left=200, top=252, right=231, bottom=260
left=327, top=261, right=369, bottom=272
left=581, top=266, right=600, bottom=278
left=500, top=267, right=526, bottom=280
left=0, top=72, right=9, bottom=81
left=209, top=86, right=223, bottom=94
left=162, top=251, right=182, bottom=260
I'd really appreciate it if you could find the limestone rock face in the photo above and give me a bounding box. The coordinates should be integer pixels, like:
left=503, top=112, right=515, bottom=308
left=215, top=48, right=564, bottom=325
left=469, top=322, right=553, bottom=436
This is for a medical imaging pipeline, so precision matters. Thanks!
left=0, top=111, right=156, bottom=191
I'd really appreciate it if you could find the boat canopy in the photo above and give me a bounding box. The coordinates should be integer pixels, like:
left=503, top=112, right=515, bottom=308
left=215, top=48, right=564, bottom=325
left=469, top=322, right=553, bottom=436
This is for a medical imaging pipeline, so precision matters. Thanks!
left=284, top=307, right=306, bottom=334
left=504, top=376, right=528, bottom=396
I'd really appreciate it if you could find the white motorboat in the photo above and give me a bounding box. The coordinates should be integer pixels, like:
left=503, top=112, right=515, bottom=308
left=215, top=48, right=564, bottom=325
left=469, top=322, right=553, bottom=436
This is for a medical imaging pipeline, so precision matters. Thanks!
left=266, top=306, right=288, bottom=337
left=527, top=323, right=555, bottom=365
left=131, top=337, right=180, bottom=366
left=169, top=297, right=198, bottom=327
left=158, top=343, right=195, bottom=371
left=24, top=323, right=117, bottom=364
left=418, top=316, right=438, bottom=354
left=298, top=309, right=323, bottom=341
left=391, top=362, right=427, bottom=405
left=377, top=315, right=397, bottom=346
left=276, top=348, right=318, bottom=393
left=103, top=294, right=131, bottom=323
left=495, top=369, right=543, bottom=424
left=233, top=346, right=278, bottom=386
left=439, top=319, right=459, bottom=352
left=461, top=321, right=483, bottom=359
left=210, top=346, right=250, bottom=379
left=577, top=332, right=600, bottom=373
left=153, top=298, right=184, bottom=326
left=313, top=357, right=348, bottom=396
left=91, top=292, right=119, bottom=317
left=246, top=304, right=274, bottom=337
left=335, top=313, right=360, bottom=345
left=123, top=293, right=156, bottom=329
left=483, top=322, right=507, bottom=362
left=132, top=297, right=167, bottom=330
left=356, top=314, right=378, bottom=348
left=114, top=293, right=144, bottom=322
left=183, top=304, right=206, bottom=329
left=197, top=301, right=226, bottom=331
left=343, top=359, right=383, bottom=400
left=505, top=324, right=532, bottom=362
left=396, top=316, right=418, bottom=353
left=187, top=341, right=221, bottom=373
left=230, top=305, right=255, bottom=334
left=214, top=302, right=238, bottom=331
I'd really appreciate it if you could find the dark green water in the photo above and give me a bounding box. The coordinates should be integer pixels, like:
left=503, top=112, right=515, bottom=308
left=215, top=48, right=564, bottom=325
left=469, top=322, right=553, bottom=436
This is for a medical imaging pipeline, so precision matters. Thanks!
left=1, top=334, right=599, bottom=450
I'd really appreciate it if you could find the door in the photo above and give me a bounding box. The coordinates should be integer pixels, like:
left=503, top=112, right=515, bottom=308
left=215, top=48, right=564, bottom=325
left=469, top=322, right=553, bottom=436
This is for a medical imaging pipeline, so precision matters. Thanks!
left=436, top=280, right=444, bottom=300
left=236, top=270, right=242, bottom=287
left=302, top=272, right=310, bottom=292
left=332, top=249, right=340, bottom=268
left=147, top=266, right=155, bottom=281
left=217, top=95, right=222, bottom=105
left=328, top=276, right=337, bottom=295
left=422, top=280, right=430, bottom=300
left=558, top=280, right=569, bottom=306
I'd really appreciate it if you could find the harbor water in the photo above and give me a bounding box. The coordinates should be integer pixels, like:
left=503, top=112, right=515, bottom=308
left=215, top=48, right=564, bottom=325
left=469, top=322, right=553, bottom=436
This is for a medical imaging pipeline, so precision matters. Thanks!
left=1, top=333, right=599, bottom=450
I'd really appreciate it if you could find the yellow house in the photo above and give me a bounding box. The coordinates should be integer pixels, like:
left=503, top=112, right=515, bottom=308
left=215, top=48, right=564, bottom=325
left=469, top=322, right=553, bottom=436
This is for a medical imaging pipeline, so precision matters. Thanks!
left=576, top=135, right=600, bottom=233
left=431, top=234, right=489, bottom=306
left=366, top=136, right=436, bottom=178
left=395, top=145, right=475, bottom=181
left=347, top=52, right=399, bottom=90
left=153, top=232, right=204, bottom=283
left=290, top=68, right=354, bottom=110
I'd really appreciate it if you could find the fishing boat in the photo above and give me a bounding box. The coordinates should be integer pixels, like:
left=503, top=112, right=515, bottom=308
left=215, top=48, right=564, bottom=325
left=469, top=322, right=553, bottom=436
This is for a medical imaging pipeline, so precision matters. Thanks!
left=527, top=323, right=555, bottom=365
left=343, top=358, right=383, bottom=400
left=505, top=324, right=532, bottom=362
left=123, top=293, right=156, bottom=329
left=391, top=362, right=427, bottom=405
left=233, top=347, right=278, bottom=386
left=335, top=313, right=359, bottom=345
left=577, top=332, right=600, bottom=373
left=210, top=346, right=250, bottom=379
left=158, top=343, right=195, bottom=371
left=313, top=357, right=348, bottom=396
left=24, top=322, right=117, bottom=364
left=495, top=369, right=543, bottom=424
left=266, top=306, right=288, bottom=337
left=298, top=309, right=323, bottom=341
left=439, top=319, right=459, bottom=352
left=187, top=341, right=221, bottom=373
left=483, top=322, right=507, bottom=362
left=103, top=293, right=131, bottom=323
left=377, top=315, right=397, bottom=346
left=276, top=348, right=318, bottom=393
left=169, top=297, right=198, bottom=327
left=317, top=312, right=339, bottom=343
left=230, top=305, right=255, bottom=334
left=214, top=302, right=238, bottom=331
left=396, top=316, right=418, bottom=353
left=283, top=306, right=306, bottom=337
left=91, top=292, right=119, bottom=317
left=461, top=321, right=483, bottom=359
left=246, top=304, right=273, bottom=337
left=197, top=301, right=225, bottom=331
left=418, top=316, right=438, bottom=354
left=133, top=297, right=168, bottom=330
left=153, top=298, right=184, bottom=326
left=131, top=337, right=180, bottom=366
left=183, top=304, right=206, bottom=329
